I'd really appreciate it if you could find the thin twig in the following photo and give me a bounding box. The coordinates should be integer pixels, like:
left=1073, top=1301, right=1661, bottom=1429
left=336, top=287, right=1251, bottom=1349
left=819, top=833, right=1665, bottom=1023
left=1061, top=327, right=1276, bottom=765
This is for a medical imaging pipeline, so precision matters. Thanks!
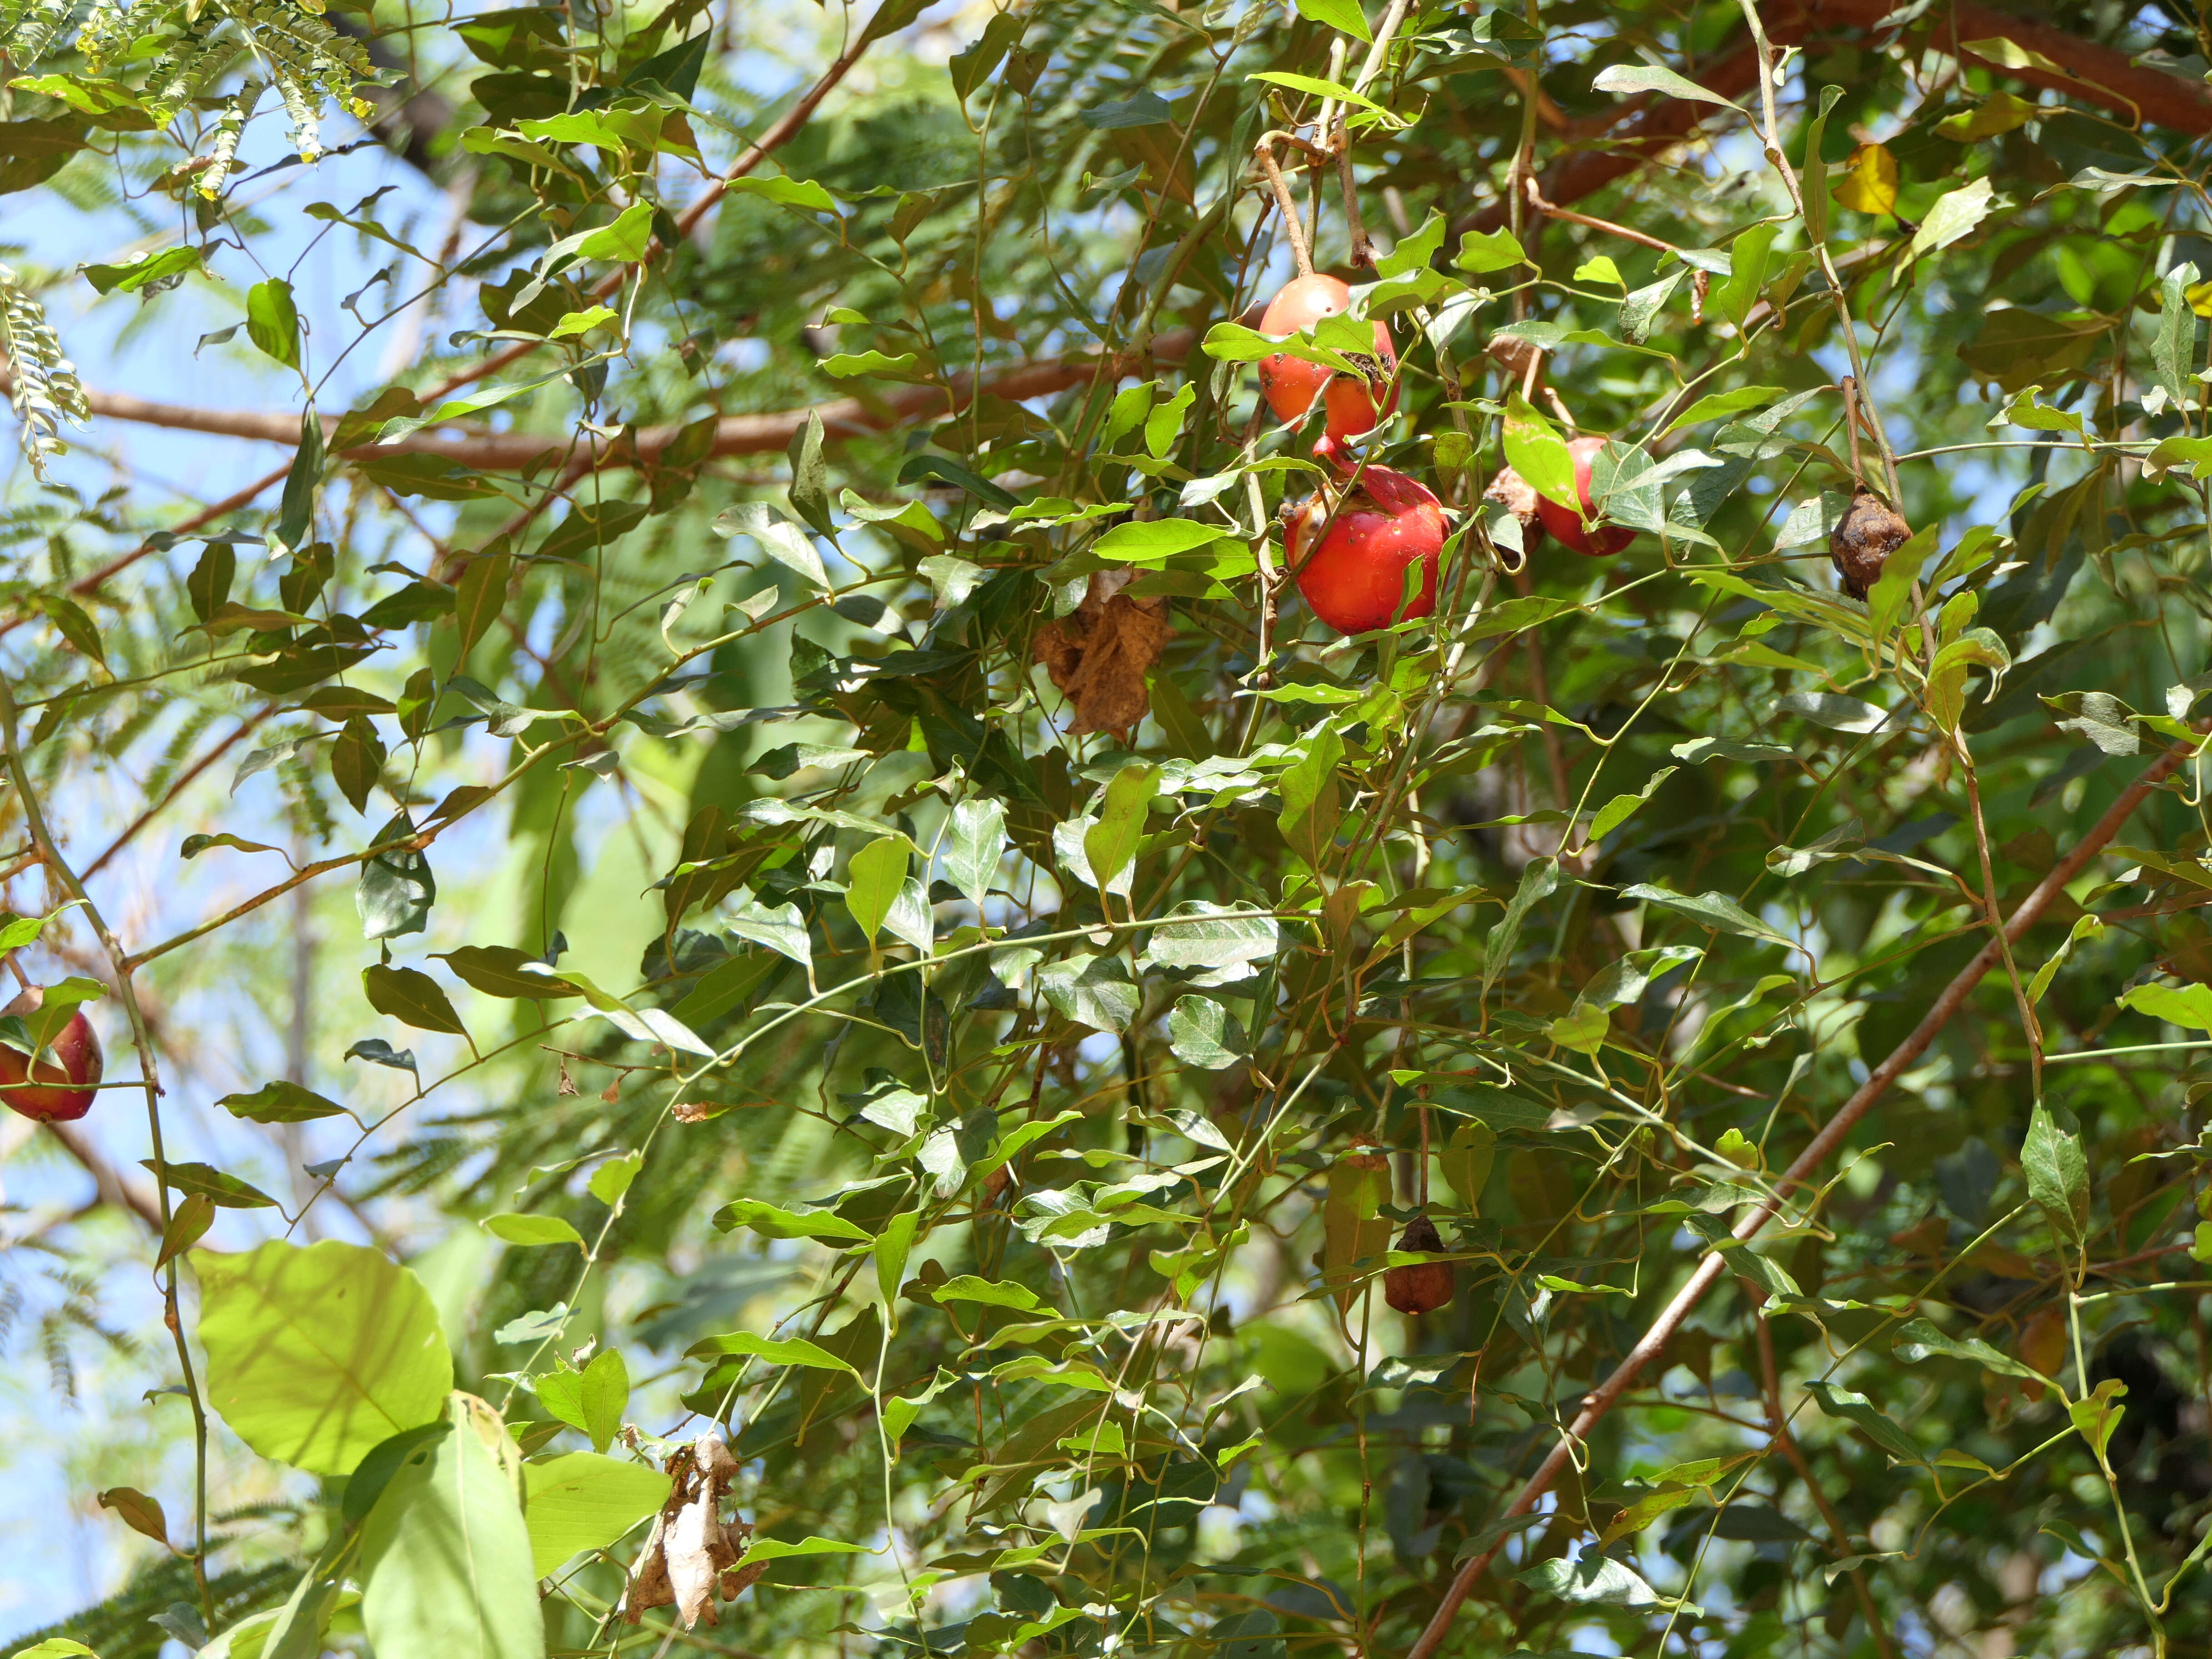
left=1254, top=136, right=1316, bottom=277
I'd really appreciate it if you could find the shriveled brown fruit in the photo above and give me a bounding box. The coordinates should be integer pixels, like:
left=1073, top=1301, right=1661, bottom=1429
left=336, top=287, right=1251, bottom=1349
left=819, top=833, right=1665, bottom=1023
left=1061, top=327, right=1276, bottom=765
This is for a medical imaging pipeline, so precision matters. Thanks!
left=1485, top=332, right=1542, bottom=391
left=1033, top=568, right=1171, bottom=741
left=1383, top=1214, right=1453, bottom=1316
left=1829, top=485, right=1910, bottom=599
left=1483, top=465, right=1543, bottom=549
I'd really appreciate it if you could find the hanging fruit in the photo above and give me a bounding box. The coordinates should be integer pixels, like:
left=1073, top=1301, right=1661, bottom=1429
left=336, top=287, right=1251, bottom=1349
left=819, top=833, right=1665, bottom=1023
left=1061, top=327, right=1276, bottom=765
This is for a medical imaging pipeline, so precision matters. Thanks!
left=1383, top=1215, right=1454, bottom=1315
left=1286, top=465, right=1447, bottom=636
left=1536, top=435, right=1636, bottom=558
left=1829, top=485, right=1911, bottom=598
left=1257, top=274, right=1398, bottom=448
left=0, top=989, right=103, bottom=1123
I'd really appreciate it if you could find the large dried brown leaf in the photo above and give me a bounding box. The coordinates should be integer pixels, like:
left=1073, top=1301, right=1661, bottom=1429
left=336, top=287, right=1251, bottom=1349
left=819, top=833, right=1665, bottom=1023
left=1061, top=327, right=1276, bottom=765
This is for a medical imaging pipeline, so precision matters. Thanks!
left=1033, top=569, right=1170, bottom=742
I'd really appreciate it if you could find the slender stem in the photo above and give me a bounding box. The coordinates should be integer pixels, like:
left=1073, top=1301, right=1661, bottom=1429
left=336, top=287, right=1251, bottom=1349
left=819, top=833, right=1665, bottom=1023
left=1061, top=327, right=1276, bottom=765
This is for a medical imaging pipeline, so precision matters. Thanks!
left=1254, top=136, right=1315, bottom=276
left=0, top=678, right=214, bottom=1628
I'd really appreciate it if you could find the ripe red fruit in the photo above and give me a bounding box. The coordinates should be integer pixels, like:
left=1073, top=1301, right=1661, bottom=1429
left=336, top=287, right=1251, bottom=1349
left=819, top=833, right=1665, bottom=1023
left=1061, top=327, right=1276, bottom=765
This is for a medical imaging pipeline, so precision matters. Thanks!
left=1257, top=274, right=1397, bottom=445
left=1287, top=465, right=1447, bottom=637
left=1383, top=1215, right=1453, bottom=1315
left=1535, top=435, right=1636, bottom=558
left=0, top=1005, right=103, bottom=1123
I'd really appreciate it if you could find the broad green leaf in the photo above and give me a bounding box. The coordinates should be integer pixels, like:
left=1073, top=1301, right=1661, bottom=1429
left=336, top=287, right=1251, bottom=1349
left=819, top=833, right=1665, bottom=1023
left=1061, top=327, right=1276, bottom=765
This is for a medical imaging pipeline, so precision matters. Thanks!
left=1244, top=70, right=1401, bottom=126
left=195, top=1240, right=451, bottom=1475
left=358, top=812, right=435, bottom=941
left=1590, top=62, right=1738, bottom=108
left=1906, top=176, right=1996, bottom=264
left=1547, top=1002, right=1609, bottom=1056
left=1456, top=226, right=1528, bottom=274
left=1589, top=766, right=1676, bottom=843
left=2023, top=1101, right=2088, bottom=1247
left=1663, top=386, right=1785, bottom=435
left=2118, top=980, right=2212, bottom=1031
left=536, top=1348, right=628, bottom=1453
left=712, top=1198, right=872, bottom=1242
left=932, top=1274, right=1046, bottom=1312
left=2069, top=1377, right=2127, bottom=1460
left=362, top=964, right=467, bottom=1036
left=435, top=945, right=582, bottom=1000
left=587, top=1152, right=641, bottom=1207
left=1036, top=952, right=1140, bottom=1033
left=1167, top=996, right=1247, bottom=1069
left=1438, top=1120, right=1495, bottom=1212
left=687, top=1331, right=861, bottom=1376
left=483, top=1213, right=584, bottom=1248
left=1292, top=0, right=1370, bottom=42
left=719, top=501, right=827, bottom=587
left=2154, top=261, right=2200, bottom=410
left=521, top=1452, right=668, bottom=1578
left=1144, top=902, right=1279, bottom=976
left=359, top=1400, right=544, bottom=1659
left=1623, top=883, right=1795, bottom=951
left=246, top=279, right=301, bottom=369
left=725, top=174, right=839, bottom=216
left=944, top=799, right=1005, bottom=909
left=575, top=201, right=653, bottom=261
left=1800, top=84, right=1844, bottom=246
left=845, top=835, right=910, bottom=945
left=1519, top=1553, right=1674, bottom=1609
left=1085, top=763, right=1158, bottom=895
left=218, top=1080, right=349, bottom=1123
left=1935, top=90, right=2035, bottom=141
left=1503, top=394, right=1577, bottom=510
left=1895, top=1327, right=2046, bottom=1388
left=1805, top=1379, right=1921, bottom=1463
left=146, top=1160, right=278, bottom=1210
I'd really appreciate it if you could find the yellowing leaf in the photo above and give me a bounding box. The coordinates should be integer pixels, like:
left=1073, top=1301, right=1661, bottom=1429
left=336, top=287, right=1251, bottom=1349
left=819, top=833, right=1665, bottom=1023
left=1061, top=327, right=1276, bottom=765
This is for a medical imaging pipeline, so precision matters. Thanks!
left=1833, top=143, right=1899, bottom=216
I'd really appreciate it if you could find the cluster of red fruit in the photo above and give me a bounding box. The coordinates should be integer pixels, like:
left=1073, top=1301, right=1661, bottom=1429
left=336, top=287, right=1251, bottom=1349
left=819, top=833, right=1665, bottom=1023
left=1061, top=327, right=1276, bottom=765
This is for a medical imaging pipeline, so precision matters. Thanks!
left=1257, top=274, right=1631, bottom=637
left=0, top=989, right=103, bottom=1122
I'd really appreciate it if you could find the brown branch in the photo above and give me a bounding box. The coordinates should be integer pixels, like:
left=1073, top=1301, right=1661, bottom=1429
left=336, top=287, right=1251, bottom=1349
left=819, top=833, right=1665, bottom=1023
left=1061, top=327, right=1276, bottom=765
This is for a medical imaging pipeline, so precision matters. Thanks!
left=1404, top=731, right=2201, bottom=1659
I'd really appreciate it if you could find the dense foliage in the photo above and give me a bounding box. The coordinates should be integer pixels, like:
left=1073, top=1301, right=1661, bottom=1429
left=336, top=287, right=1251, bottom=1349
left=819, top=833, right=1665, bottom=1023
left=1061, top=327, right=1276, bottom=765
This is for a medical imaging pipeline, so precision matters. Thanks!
left=5, top=0, right=2212, bottom=1655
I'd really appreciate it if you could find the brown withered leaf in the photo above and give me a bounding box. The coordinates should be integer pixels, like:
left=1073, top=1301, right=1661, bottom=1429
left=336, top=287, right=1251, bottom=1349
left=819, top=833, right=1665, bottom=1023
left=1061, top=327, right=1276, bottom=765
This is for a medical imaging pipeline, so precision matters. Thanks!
left=1830, top=485, right=1910, bottom=599
left=625, top=1432, right=749, bottom=1628
left=1033, top=569, right=1170, bottom=742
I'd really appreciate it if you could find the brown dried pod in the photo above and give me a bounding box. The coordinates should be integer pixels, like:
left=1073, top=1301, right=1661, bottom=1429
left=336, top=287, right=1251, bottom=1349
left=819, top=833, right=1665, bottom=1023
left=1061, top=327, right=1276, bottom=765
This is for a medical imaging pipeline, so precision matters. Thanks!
left=1829, top=485, right=1910, bottom=599
left=1383, top=1214, right=1454, bottom=1316
left=1483, top=464, right=1543, bottom=542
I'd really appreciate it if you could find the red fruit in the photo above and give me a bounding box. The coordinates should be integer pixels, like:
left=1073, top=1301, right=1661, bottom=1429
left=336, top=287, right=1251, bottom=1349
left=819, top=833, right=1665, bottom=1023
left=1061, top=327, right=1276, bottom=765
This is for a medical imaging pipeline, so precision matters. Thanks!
left=0, top=1006, right=103, bottom=1122
left=1383, top=1215, right=1453, bottom=1315
left=1535, top=435, right=1636, bottom=558
left=1287, top=465, right=1446, bottom=636
left=1257, top=274, right=1398, bottom=444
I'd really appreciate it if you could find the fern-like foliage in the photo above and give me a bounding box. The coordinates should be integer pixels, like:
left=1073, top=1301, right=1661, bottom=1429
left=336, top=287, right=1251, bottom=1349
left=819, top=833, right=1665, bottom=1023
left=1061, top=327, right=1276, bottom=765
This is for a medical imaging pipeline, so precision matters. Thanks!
left=0, top=263, right=90, bottom=481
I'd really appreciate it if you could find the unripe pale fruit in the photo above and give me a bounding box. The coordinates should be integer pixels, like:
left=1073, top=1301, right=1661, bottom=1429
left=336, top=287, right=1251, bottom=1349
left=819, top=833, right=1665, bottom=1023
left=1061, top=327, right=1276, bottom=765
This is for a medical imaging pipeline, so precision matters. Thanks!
left=1257, top=274, right=1398, bottom=444
left=1383, top=1215, right=1453, bottom=1315
left=1535, top=435, right=1636, bottom=558
left=0, top=1007, right=102, bottom=1122
left=1287, top=465, right=1447, bottom=637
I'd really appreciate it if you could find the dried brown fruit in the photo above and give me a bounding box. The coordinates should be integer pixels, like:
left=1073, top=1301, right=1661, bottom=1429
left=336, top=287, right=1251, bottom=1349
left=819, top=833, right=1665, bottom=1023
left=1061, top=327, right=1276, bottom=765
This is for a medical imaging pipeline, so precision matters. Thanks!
left=1383, top=1214, right=1454, bottom=1315
left=1485, top=332, right=1542, bottom=390
left=1483, top=464, right=1543, bottom=539
left=1829, top=485, right=1910, bottom=599
left=1033, top=568, right=1171, bottom=741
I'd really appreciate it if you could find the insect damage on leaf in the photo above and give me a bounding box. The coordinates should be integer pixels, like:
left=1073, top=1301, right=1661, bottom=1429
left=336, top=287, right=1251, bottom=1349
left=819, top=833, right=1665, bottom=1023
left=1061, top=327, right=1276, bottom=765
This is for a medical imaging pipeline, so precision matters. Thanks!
left=1032, top=569, right=1171, bottom=741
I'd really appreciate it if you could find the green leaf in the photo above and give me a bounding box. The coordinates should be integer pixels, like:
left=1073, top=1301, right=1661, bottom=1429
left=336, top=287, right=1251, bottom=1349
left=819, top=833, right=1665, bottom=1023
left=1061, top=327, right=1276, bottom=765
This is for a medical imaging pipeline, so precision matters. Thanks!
left=362, top=964, right=468, bottom=1036
left=719, top=502, right=828, bottom=587
left=454, top=551, right=511, bottom=658
left=1519, top=1553, right=1675, bottom=1609
left=1589, top=766, right=1676, bottom=842
left=712, top=1198, right=872, bottom=1243
left=359, top=1402, right=544, bottom=1659
left=1292, top=0, right=1370, bottom=42
left=1935, top=89, right=2036, bottom=141
left=845, top=835, right=910, bottom=946
left=1622, top=884, right=1795, bottom=951
left=1893, top=1318, right=2044, bottom=1380
left=1084, top=763, right=1158, bottom=895
left=358, top=812, right=435, bottom=941
left=687, top=1331, right=862, bottom=1376
left=434, top=945, right=581, bottom=1000
left=246, top=279, right=301, bottom=370
left=1091, top=519, right=1229, bottom=561
left=1144, top=902, right=1279, bottom=976
left=1167, top=996, right=1247, bottom=1070
left=1590, top=62, right=1739, bottom=108
left=2024, top=1100, right=2088, bottom=1247
left=218, top=1080, right=349, bottom=1123
left=944, top=799, right=1005, bottom=909
left=1439, top=1120, right=1496, bottom=1212
left=1905, top=176, right=1997, bottom=265
left=1503, top=394, right=1577, bottom=510
left=2070, top=1378, right=2127, bottom=1460
left=932, top=1274, right=1046, bottom=1312
left=194, top=1239, right=451, bottom=1475
left=1482, top=857, right=1558, bottom=999
left=725, top=174, right=839, bottom=216
left=786, top=408, right=834, bottom=537
left=1244, top=70, right=1401, bottom=126
left=147, top=1160, right=279, bottom=1210
left=1547, top=1002, right=1609, bottom=1056
left=575, top=200, right=654, bottom=261
left=1664, top=386, right=1784, bottom=435
left=1805, top=1379, right=1921, bottom=1463
left=483, top=1213, right=584, bottom=1248
left=1036, top=952, right=1140, bottom=1033
left=521, top=1452, right=668, bottom=1578
left=2117, top=980, right=2212, bottom=1032
left=534, top=1347, right=628, bottom=1452
left=81, top=244, right=201, bottom=296
left=587, top=1152, right=641, bottom=1207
